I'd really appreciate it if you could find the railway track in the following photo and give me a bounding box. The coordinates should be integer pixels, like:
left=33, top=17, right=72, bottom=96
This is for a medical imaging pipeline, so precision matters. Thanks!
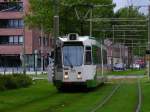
left=90, top=82, right=122, bottom=112
left=90, top=79, right=142, bottom=112
left=135, top=79, right=142, bottom=112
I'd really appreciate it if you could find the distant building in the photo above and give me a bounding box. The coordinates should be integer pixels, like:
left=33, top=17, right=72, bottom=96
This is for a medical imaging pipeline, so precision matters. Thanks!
left=105, top=39, right=129, bottom=67
left=0, top=0, right=53, bottom=70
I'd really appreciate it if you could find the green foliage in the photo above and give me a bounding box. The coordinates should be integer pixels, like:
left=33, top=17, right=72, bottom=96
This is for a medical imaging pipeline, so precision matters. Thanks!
left=0, top=74, right=32, bottom=91
left=114, top=7, right=147, bottom=56
left=25, top=0, right=53, bottom=33
left=25, top=0, right=114, bottom=38
left=60, top=0, right=115, bottom=37
left=92, top=46, right=101, bottom=64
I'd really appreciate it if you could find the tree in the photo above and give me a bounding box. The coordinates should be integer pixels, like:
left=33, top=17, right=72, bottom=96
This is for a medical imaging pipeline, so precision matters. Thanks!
left=114, top=7, right=147, bottom=56
left=25, top=0, right=114, bottom=38
left=59, top=0, right=115, bottom=38
left=25, top=0, right=53, bottom=71
left=25, top=0, right=53, bottom=33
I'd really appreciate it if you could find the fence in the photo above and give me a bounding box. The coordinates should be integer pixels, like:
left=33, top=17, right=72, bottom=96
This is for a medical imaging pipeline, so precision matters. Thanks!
left=0, top=67, right=48, bottom=75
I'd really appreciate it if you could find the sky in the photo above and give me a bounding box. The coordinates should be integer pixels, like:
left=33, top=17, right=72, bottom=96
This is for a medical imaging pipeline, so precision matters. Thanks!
left=113, top=0, right=150, bottom=14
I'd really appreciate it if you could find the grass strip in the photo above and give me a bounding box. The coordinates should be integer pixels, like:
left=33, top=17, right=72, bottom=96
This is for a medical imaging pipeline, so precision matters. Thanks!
left=97, top=82, right=137, bottom=112
left=106, top=69, right=145, bottom=76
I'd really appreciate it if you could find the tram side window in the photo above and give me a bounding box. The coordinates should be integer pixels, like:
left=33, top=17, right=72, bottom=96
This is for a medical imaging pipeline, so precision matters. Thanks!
left=55, top=47, right=62, bottom=68
left=85, top=46, right=92, bottom=65
left=92, top=46, right=101, bottom=64
left=103, top=50, right=107, bottom=64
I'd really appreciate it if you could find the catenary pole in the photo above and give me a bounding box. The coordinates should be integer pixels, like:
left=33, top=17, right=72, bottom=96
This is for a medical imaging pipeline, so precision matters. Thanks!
left=53, top=0, right=59, bottom=39
left=148, top=6, right=150, bottom=80
left=53, top=0, right=59, bottom=75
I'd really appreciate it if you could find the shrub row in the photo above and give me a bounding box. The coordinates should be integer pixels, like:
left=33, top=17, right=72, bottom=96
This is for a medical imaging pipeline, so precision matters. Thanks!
left=0, top=74, right=32, bottom=91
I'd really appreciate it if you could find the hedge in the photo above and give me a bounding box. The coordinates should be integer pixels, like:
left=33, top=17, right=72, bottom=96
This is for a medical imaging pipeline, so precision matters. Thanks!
left=0, top=74, right=32, bottom=91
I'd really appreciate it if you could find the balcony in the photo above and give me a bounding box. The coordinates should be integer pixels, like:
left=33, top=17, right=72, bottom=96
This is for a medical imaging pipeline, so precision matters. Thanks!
left=0, top=2, right=23, bottom=19
left=0, top=28, right=23, bottom=36
left=0, top=12, right=23, bottom=19
left=0, top=45, right=22, bottom=54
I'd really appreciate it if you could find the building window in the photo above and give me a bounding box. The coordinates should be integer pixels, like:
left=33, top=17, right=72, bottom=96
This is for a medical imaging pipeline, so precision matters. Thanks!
left=14, top=36, right=18, bottom=44
left=43, top=37, right=49, bottom=47
left=0, top=36, right=9, bottom=44
left=0, top=2, right=23, bottom=12
left=18, top=19, right=24, bottom=27
left=9, top=36, right=14, bottom=44
left=13, top=20, right=18, bottom=28
left=0, top=35, right=24, bottom=45
left=0, top=19, right=24, bottom=28
left=9, top=20, right=14, bottom=28
left=19, top=36, right=23, bottom=43
left=39, top=37, right=41, bottom=46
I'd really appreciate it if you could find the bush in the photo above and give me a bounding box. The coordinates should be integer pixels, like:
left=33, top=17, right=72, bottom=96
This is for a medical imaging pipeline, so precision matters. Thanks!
left=0, top=74, right=32, bottom=91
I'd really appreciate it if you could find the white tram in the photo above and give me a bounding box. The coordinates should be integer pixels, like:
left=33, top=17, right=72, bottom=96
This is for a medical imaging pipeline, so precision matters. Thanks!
left=49, top=33, right=108, bottom=90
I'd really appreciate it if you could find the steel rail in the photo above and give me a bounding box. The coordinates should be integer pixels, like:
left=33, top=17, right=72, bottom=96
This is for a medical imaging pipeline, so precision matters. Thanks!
left=135, top=79, right=142, bottom=112
left=125, top=45, right=146, bottom=47
left=93, top=29, right=147, bottom=32
left=116, top=35, right=144, bottom=37
left=113, top=25, right=147, bottom=27
left=90, top=82, right=122, bottom=112
left=107, top=38, right=146, bottom=40
left=86, top=18, right=148, bottom=22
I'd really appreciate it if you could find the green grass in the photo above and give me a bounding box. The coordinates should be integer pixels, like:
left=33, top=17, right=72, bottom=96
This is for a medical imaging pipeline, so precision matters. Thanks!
left=98, top=82, right=137, bottom=112
left=106, top=69, right=146, bottom=76
left=0, top=80, right=56, bottom=112
left=0, top=80, right=115, bottom=112
left=59, top=84, right=115, bottom=112
left=0, top=79, right=146, bottom=112
left=141, top=78, right=150, bottom=112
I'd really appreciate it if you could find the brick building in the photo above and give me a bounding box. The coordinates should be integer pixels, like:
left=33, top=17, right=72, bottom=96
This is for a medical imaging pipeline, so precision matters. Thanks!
left=107, top=44, right=129, bottom=65
left=104, top=39, right=129, bottom=67
left=0, top=0, right=52, bottom=69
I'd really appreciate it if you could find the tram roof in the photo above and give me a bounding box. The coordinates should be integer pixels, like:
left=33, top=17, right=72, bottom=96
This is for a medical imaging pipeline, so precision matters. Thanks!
left=58, top=36, right=96, bottom=42
left=57, top=34, right=105, bottom=48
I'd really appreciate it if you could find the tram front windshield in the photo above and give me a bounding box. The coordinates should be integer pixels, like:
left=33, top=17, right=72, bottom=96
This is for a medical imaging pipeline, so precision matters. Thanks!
left=63, top=46, right=83, bottom=66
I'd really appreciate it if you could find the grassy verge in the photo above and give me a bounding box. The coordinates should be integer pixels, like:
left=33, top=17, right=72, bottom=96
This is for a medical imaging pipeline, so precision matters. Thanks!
left=106, top=69, right=146, bottom=76
left=141, top=78, right=150, bottom=112
left=59, top=84, right=115, bottom=112
left=0, top=74, right=32, bottom=91
left=0, top=79, right=144, bottom=112
left=0, top=80, right=56, bottom=112
left=97, top=82, right=138, bottom=112
left=0, top=80, right=115, bottom=112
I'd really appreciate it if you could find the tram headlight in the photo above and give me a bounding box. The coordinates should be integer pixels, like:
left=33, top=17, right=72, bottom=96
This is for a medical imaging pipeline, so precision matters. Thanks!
left=77, top=72, right=82, bottom=79
left=65, top=72, right=68, bottom=75
left=64, top=72, right=69, bottom=79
